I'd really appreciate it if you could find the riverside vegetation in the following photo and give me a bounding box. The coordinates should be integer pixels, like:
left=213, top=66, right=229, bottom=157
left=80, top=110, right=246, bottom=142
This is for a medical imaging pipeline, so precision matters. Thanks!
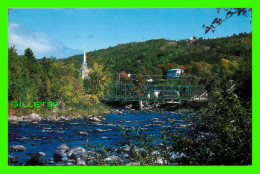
left=8, top=32, right=252, bottom=165
left=8, top=47, right=111, bottom=117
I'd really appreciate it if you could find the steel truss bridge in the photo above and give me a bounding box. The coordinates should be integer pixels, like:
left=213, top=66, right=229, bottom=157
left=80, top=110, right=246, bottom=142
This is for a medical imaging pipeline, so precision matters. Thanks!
left=103, top=83, right=203, bottom=103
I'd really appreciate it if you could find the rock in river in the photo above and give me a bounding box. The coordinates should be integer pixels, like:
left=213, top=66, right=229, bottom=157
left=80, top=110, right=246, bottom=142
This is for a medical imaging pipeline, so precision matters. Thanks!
left=125, top=162, right=141, bottom=166
left=71, top=147, right=86, bottom=153
left=8, top=155, right=18, bottom=165
left=8, top=116, right=20, bottom=123
left=127, top=145, right=136, bottom=158
left=26, top=152, right=46, bottom=165
left=89, top=116, right=101, bottom=122
left=56, top=144, right=70, bottom=152
left=76, top=158, right=86, bottom=166
left=53, top=150, right=68, bottom=162
left=116, top=145, right=130, bottom=153
left=29, top=113, right=42, bottom=122
left=12, top=145, right=26, bottom=152
left=46, top=115, right=57, bottom=121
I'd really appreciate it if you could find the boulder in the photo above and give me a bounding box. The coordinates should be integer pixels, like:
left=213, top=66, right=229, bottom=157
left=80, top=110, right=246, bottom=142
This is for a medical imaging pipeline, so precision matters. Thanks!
left=76, top=158, right=86, bottom=166
left=26, top=152, right=46, bottom=165
left=68, top=147, right=87, bottom=160
left=105, top=155, right=123, bottom=163
left=156, top=157, right=165, bottom=165
left=8, top=116, right=19, bottom=122
left=68, top=151, right=86, bottom=160
left=72, top=147, right=86, bottom=153
left=58, top=116, right=70, bottom=121
left=46, top=115, right=56, bottom=121
left=76, top=116, right=84, bottom=120
left=21, top=116, right=31, bottom=122
left=8, top=155, right=18, bottom=165
left=151, top=150, right=160, bottom=156
left=125, top=162, right=141, bottom=166
left=169, top=152, right=185, bottom=161
left=12, top=145, right=26, bottom=152
left=105, top=155, right=117, bottom=162
left=93, top=117, right=101, bottom=122
left=127, top=145, right=136, bottom=158
left=78, top=131, right=88, bottom=136
left=29, top=113, right=41, bottom=122
left=89, top=116, right=101, bottom=122
left=56, top=144, right=70, bottom=152
left=151, top=118, right=159, bottom=121
left=53, top=150, right=67, bottom=162
left=121, top=153, right=129, bottom=158
left=46, top=158, right=55, bottom=165
left=116, top=145, right=130, bottom=153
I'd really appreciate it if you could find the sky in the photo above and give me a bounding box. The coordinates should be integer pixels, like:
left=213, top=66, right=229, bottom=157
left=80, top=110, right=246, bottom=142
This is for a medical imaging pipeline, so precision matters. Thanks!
left=8, top=8, right=252, bottom=59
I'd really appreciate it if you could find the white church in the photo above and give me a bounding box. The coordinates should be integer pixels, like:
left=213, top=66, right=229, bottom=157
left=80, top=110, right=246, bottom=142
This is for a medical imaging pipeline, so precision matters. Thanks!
left=81, top=49, right=90, bottom=79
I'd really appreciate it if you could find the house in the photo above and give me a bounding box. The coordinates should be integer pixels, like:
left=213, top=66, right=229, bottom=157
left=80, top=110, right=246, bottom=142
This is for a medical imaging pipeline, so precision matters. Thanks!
left=167, top=68, right=184, bottom=78
left=146, top=78, right=153, bottom=82
left=119, top=71, right=130, bottom=80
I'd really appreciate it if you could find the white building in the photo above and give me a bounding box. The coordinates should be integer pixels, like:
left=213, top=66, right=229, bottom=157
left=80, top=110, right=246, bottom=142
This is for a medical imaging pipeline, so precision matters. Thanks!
left=167, top=68, right=184, bottom=78
left=81, top=48, right=90, bottom=79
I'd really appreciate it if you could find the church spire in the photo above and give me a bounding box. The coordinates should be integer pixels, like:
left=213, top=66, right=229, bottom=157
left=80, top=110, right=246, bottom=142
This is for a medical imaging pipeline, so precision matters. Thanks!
left=82, top=47, right=90, bottom=79
left=83, top=48, right=87, bottom=66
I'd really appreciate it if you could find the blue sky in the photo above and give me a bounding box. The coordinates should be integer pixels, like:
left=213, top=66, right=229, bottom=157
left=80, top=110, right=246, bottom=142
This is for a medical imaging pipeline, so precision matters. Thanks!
left=8, top=8, right=252, bottom=58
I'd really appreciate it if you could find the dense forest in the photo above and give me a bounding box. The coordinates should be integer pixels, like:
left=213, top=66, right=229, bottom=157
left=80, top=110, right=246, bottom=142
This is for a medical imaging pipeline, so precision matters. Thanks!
left=59, top=32, right=252, bottom=102
left=8, top=47, right=111, bottom=116
left=9, top=32, right=252, bottom=114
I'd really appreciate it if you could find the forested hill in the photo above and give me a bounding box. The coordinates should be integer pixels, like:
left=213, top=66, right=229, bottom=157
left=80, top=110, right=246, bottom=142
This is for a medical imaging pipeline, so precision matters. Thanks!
left=59, top=32, right=251, bottom=76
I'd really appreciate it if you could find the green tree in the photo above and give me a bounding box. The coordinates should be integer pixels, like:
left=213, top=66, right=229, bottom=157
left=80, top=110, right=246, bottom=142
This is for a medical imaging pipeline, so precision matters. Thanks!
left=8, top=46, right=22, bottom=101
left=8, top=47, right=39, bottom=102
left=24, top=47, right=37, bottom=75
left=84, top=62, right=112, bottom=98
left=171, top=91, right=252, bottom=165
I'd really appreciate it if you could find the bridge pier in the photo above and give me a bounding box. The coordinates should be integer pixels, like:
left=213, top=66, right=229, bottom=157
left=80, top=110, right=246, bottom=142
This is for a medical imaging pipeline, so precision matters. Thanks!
left=133, top=101, right=143, bottom=110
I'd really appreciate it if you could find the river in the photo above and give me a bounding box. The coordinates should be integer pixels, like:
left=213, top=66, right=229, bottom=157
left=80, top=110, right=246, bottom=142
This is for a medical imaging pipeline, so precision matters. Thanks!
left=8, top=109, right=191, bottom=165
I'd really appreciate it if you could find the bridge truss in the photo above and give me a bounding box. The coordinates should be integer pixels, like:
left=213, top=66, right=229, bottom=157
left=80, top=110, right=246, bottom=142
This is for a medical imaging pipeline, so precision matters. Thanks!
left=102, top=83, right=200, bottom=102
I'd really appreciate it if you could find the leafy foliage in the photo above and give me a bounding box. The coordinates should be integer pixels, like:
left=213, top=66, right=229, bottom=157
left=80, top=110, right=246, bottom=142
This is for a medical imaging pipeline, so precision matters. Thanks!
left=202, top=8, right=252, bottom=34
left=84, top=62, right=112, bottom=98
left=8, top=46, right=109, bottom=115
left=171, top=91, right=252, bottom=165
left=59, top=33, right=251, bottom=102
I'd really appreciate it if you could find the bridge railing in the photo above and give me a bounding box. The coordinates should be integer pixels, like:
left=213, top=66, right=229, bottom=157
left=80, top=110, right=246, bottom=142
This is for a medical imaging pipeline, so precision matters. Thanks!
left=102, top=83, right=199, bottom=102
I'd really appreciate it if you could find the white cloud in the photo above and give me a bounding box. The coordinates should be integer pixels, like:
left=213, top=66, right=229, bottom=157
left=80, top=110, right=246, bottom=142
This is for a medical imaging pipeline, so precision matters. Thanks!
left=8, top=23, right=81, bottom=58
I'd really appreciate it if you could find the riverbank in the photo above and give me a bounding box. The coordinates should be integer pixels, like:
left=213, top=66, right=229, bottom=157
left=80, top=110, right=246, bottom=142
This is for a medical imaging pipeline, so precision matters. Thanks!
left=9, top=142, right=184, bottom=166
left=8, top=102, right=111, bottom=122
left=8, top=109, right=127, bottom=124
left=8, top=99, right=203, bottom=124
left=8, top=106, right=196, bottom=124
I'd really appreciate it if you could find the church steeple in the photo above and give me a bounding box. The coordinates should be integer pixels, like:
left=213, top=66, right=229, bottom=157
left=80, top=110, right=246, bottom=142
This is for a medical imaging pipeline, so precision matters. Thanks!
left=81, top=48, right=90, bottom=79
left=83, top=48, right=87, bottom=66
